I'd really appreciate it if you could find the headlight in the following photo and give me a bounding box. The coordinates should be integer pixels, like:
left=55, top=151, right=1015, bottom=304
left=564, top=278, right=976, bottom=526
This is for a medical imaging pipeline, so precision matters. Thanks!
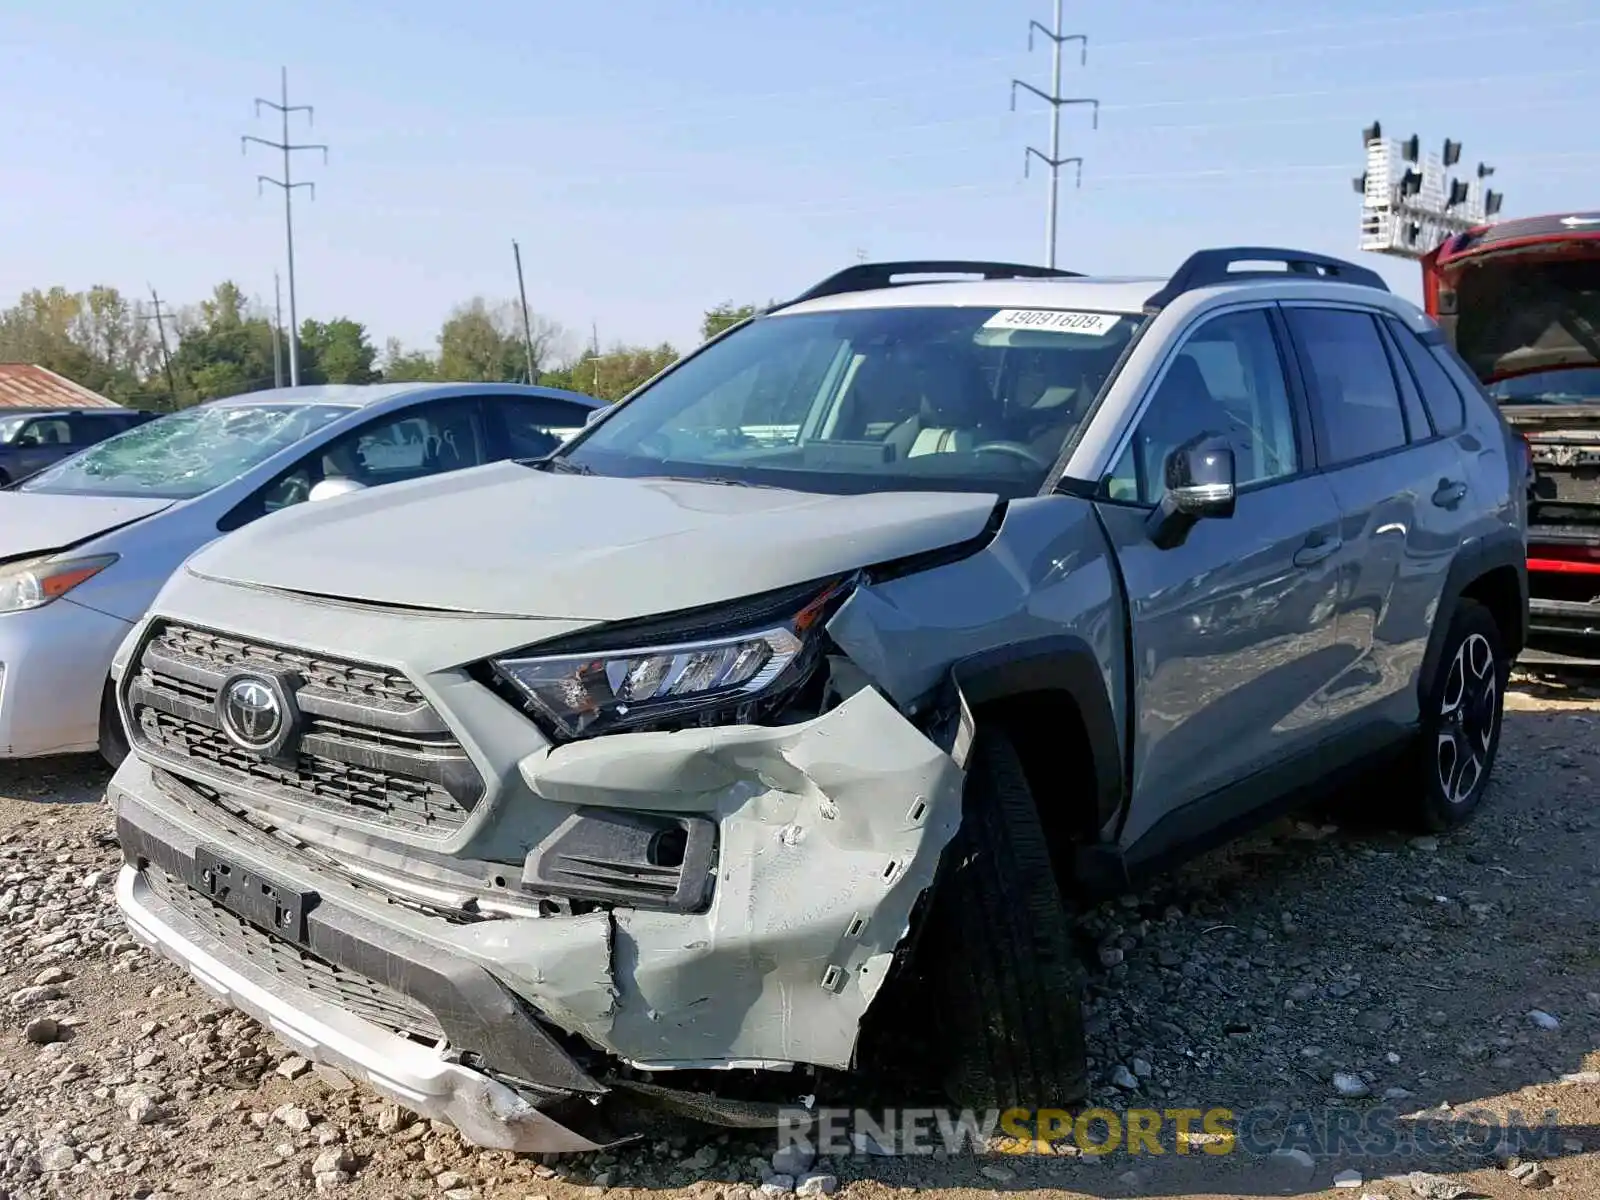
left=491, top=580, right=844, bottom=740
left=0, top=554, right=118, bottom=615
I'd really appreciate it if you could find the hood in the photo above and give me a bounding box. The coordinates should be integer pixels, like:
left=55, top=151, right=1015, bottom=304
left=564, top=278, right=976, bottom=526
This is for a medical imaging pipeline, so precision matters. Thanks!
left=186, top=462, right=1000, bottom=621
left=0, top=491, right=174, bottom=562
left=1438, top=241, right=1600, bottom=386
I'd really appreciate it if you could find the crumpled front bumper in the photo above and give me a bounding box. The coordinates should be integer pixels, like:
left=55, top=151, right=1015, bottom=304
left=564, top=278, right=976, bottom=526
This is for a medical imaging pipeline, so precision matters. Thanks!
left=111, top=678, right=965, bottom=1151
left=117, top=861, right=609, bottom=1153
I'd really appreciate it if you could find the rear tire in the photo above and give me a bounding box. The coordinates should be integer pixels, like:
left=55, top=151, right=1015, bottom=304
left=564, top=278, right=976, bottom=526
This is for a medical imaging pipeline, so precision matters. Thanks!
left=1410, top=598, right=1507, bottom=832
left=925, top=725, right=1089, bottom=1110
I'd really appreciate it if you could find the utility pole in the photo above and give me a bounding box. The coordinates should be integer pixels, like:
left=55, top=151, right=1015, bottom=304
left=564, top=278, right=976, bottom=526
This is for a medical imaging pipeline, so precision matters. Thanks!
left=141, top=287, right=179, bottom=408
left=243, top=67, right=327, bottom=387
left=512, top=240, right=538, bottom=385
left=1012, top=1, right=1098, bottom=269
left=272, top=272, right=285, bottom=388
left=590, top=322, right=600, bottom=395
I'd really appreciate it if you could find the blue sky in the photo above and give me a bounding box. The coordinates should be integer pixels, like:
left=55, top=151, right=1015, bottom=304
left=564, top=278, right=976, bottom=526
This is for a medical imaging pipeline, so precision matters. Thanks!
left=2, top=0, right=1596, bottom=361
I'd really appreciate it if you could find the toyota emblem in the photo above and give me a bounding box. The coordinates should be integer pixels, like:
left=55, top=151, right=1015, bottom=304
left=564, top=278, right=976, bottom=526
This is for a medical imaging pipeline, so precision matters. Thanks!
left=218, top=674, right=286, bottom=751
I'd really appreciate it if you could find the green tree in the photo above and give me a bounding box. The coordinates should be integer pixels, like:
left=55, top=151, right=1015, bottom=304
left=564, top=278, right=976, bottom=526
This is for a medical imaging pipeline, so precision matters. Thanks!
left=300, top=317, right=378, bottom=385
left=378, top=337, right=438, bottom=382
left=436, top=298, right=568, bottom=382
left=700, top=301, right=763, bottom=342
left=0, top=285, right=159, bottom=404
left=565, top=342, right=679, bottom=402
left=167, top=281, right=280, bottom=404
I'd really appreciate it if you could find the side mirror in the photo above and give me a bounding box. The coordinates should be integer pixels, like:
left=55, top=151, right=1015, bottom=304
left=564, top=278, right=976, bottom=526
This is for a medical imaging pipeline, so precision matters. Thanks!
left=308, top=477, right=369, bottom=503
left=584, top=406, right=607, bottom=427
left=1146, top=436, right=1236, bottom=550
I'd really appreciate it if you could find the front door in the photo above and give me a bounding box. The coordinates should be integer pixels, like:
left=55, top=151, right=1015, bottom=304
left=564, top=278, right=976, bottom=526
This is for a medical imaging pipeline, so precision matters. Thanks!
left=1095, top=305, right=1346, bottom=851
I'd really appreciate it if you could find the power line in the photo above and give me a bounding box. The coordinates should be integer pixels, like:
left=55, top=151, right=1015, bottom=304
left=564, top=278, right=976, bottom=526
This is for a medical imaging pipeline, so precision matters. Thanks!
left=519, top=0, right=1589, bottom=130
left=139, top=287, right=178, bottom=406
left=526, top=62, right=1590, bottom=196
left=619, top=150, right=1600, bottom=221
left=512, top=239, right=538, bottom=385
left=1011, top=1, right=1095, bottom=269
left=243, top=67, right=327, bottom=388
left=272, top=272, right=284, bottom=389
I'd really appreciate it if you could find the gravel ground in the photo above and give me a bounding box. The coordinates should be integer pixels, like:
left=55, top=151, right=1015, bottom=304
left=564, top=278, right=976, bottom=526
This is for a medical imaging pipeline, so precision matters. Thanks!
left=1, top=671, right=1598, bottom=1200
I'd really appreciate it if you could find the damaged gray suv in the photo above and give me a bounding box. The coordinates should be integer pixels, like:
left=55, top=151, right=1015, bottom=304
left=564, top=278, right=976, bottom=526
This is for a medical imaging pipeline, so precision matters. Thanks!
left=108, top=249, right=1529, bottom=1152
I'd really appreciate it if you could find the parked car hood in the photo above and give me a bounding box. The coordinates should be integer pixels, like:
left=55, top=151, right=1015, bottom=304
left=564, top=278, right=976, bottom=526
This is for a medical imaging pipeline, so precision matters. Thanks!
left=0, top=491, right=174, bottom=562
left=186, top=462, right=1001, bottom=621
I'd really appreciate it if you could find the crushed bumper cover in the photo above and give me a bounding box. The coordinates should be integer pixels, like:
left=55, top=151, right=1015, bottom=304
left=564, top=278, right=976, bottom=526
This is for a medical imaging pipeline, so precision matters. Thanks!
left=110, top=683, right=965, bottom=1149
left=114, top=790, right=612, bottom=1153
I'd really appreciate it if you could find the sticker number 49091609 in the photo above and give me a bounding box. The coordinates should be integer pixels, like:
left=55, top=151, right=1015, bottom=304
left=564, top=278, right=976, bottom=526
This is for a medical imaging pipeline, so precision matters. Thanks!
left=981, top=309, right=1122, bottom=335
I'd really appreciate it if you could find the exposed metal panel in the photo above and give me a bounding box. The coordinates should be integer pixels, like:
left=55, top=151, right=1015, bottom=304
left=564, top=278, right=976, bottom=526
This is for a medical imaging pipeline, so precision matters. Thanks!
left=0, top=363, right=120, bottom=409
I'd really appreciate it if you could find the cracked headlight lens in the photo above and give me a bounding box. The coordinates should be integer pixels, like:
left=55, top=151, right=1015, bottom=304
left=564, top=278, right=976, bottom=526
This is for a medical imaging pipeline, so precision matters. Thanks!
left=493, top=627, right=805, bottom=739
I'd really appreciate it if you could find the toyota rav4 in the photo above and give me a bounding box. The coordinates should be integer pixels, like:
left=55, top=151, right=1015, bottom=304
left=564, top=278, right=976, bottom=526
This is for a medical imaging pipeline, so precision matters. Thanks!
left=107, top=249, right=1529, bottom=1153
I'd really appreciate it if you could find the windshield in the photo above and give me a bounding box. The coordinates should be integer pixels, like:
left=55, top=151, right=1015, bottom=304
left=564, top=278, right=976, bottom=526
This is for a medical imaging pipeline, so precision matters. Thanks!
left=558, top=305, right=1142, bottom=497
left=1453, top=256, right=1600, bottom=384
left=0, top=415, right=30, bottom=444
left=1487, top=367, right=1600, bottom=405
left=18, top=403, right=354, bottom=498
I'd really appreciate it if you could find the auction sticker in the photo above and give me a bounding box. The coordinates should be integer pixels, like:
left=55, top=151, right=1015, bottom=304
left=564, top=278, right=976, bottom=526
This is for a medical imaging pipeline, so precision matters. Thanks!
left=982, top=309, right=1121, bottom=335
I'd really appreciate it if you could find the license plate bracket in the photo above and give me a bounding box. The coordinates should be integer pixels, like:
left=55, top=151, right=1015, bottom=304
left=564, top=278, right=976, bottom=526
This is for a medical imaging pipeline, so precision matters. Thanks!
left=192, top=845, right=317, bottom=943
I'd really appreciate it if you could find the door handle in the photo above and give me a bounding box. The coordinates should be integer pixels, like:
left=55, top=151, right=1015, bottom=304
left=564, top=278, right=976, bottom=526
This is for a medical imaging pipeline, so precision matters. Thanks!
left=1293, top=533, right=1342, bottom=568
left=1433, top=478, right=1468, bottom=508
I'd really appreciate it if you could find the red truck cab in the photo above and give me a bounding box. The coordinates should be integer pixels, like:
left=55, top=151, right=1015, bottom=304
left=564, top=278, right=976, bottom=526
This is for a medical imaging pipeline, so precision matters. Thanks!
left=1424, top=211, right=1600, bottom=664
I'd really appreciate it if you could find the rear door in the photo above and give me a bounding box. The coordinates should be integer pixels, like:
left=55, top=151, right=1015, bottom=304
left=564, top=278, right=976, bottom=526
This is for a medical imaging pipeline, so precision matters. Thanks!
left=66, top=411, right=127, bottom=453
left=1095, top=304, right=1346, bottom=851
left=484, top=396, right=597, bottom=460
left=1280, top=304, right=1472, bottom=727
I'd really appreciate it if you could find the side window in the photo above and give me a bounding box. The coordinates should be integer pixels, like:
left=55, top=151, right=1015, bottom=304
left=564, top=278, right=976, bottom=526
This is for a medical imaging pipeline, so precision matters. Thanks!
left=1384, top=317, right=1467, bottom=435
left=249, top=400, right=488, bottom=519
left=1104, top=308, right=1299, bottom=504
left=497, top=399, right=591, bottom=459
left=16, top=418, right=70, bottom=447
left=67, top=414, right=113, bottom=444
left=1285, top=308, right=1408, bottom=464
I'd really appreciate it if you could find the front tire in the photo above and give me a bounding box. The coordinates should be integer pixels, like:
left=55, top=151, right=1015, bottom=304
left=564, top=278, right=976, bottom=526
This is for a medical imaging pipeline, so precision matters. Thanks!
left=1412, top=599, right=1507, bottom=832
left=925, top=726, right=1089, bottom=1110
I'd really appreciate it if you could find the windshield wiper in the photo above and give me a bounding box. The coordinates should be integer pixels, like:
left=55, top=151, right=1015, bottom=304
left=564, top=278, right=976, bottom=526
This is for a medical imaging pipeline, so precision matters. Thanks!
left=642, top=474, right=775, bottom=489
left=529, top=455, right=594, bottom=475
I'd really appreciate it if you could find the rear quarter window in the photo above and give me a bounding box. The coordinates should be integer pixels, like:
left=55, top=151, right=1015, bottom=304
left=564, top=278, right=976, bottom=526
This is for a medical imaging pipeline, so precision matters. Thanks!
left=1384, top=317, right=1466, bottom=435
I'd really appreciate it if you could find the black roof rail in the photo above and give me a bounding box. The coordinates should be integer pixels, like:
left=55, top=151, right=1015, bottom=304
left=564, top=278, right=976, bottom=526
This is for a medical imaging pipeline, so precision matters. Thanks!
left=775, top=260, right=1083, bottom=310
left=1143, top=246, right=1389, bottom=312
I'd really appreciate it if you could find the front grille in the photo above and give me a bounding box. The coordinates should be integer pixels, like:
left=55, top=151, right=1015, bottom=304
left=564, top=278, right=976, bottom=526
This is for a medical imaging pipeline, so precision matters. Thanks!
left=125, top=621, right=483, bottom=838
left=142, top=862, right=445, bottom=1042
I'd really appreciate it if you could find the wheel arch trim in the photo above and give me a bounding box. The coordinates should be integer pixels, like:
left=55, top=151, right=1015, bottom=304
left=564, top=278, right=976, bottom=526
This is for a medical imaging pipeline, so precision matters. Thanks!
left=947, top=634, right=1123, bottom=834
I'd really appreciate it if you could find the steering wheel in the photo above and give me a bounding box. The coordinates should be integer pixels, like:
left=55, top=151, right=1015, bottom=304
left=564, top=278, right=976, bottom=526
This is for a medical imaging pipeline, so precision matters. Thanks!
left=973, top=440, right=1054, bottom=470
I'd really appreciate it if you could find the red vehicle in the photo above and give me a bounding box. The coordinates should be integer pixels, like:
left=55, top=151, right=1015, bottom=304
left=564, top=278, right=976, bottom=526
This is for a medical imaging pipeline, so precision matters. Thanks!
left=1424, top=210, right=1600, bottom=664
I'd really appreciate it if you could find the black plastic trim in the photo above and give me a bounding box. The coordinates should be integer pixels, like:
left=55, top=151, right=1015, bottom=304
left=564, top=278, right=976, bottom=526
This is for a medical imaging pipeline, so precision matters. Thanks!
left=116, top=797, right=605, bottom=1096
left=1417, top=529, right=1530, bottom=701
left=776, top=260, right=1084, bottom=310
left=1144, top=246, right=1389, bottom=312
left=949, top=634, right=1123, bottom=832
left=522, top=807, right=717, bottom=914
